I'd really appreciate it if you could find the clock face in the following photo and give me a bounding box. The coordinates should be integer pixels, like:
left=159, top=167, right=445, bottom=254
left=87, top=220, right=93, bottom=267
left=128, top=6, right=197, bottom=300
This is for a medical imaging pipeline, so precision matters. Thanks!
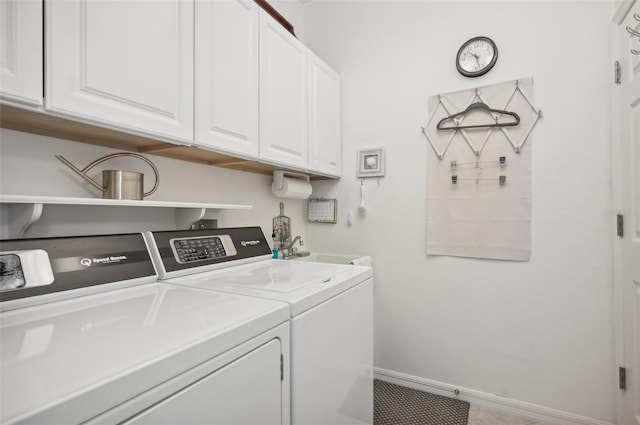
left=456, top=36, right=498, bottom=77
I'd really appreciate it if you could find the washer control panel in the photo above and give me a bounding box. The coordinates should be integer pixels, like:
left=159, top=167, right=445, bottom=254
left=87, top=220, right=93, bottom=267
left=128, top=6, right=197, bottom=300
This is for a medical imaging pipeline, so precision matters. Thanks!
left=0, top=250, right=54, bottom=293
left=170, top=235, right=238, bottom=264
left=0, top=254, right=25, bottom=291
left=146, top=227, right=272, bottom=277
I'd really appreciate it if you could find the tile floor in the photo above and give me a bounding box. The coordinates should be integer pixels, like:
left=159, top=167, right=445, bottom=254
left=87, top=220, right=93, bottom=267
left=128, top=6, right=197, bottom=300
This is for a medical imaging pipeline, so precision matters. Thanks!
left=467, top=405, right=554, bottom=425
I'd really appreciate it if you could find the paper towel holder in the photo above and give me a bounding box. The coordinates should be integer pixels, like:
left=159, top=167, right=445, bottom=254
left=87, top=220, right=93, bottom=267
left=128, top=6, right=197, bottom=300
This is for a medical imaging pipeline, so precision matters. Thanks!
left=272, top=170, right=310, bottom=191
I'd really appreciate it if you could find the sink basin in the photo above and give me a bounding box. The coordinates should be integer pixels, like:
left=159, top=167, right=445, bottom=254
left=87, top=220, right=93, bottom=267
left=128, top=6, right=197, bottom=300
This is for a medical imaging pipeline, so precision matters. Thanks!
left=293, top=254, right=363, bottom=265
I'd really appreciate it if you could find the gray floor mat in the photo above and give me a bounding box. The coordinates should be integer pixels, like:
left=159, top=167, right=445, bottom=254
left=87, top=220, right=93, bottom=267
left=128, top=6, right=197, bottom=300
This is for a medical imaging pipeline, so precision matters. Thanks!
left=374, top=379, right=469, bottom=425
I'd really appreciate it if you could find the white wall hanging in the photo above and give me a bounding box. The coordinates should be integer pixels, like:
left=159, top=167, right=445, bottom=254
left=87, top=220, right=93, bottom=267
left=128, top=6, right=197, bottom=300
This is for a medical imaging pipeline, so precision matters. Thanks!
left=421, top=77, right=541, bottom=261
left=357, top=147, right=386, bottom=178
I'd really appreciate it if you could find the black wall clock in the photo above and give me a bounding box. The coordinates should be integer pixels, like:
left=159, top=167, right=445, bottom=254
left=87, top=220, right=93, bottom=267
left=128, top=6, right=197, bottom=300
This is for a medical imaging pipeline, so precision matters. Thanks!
left=456, top=36, right=498, bottom=78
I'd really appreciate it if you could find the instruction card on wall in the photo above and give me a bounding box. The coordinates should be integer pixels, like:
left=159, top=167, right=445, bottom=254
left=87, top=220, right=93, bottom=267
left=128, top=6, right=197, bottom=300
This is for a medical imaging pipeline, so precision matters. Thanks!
left=422, top=77, right=541, bottom=261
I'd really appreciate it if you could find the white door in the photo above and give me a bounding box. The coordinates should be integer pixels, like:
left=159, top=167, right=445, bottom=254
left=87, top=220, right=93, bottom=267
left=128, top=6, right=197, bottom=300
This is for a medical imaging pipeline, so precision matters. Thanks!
left=0, top=0, right=42, bottom=107
left=46, top=0, right=193, bottom=144
left=195, top=0, right=259, bottom=158
left=309, top=53, right=342, bottom=177
left=259, top=9, right=308, bottom=170
left=612, top=1, right=640, bottom=423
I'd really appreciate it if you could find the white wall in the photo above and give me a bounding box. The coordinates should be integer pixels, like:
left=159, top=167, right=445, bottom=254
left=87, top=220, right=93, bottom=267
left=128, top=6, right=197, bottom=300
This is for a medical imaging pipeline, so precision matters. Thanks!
left=0, top=129, right=309, bottom=241
left=271, top=0, right=305, bottom=40
left=304, top=1, right=616, bottom=422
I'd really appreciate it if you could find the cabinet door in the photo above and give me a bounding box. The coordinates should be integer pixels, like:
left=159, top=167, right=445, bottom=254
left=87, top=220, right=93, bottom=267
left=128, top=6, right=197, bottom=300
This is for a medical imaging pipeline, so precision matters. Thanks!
left=259, top=10, right=308, bottom=170
left=124, top=339, right=282, bottom=425
left=308, top=53, right=341, bottom=177
left=46, top=0, right=193, bottom=144
left=0, top=0, right=42, bottom=106
left=195, top=0, right=259, bottom=158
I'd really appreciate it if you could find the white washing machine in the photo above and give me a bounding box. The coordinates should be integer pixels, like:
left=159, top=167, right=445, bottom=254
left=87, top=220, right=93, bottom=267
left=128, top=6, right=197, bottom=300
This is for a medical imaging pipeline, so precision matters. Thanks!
left=0, top=233, right=290, bottom=425
left=145, top=227, right=374, bottom=425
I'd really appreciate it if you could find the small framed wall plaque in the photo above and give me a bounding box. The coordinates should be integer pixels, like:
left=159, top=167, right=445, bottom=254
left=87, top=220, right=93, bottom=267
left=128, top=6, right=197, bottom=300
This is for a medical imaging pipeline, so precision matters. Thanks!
left=357, top=147, right=386, bottom=178
left=308, top=198, right=338, bottom=223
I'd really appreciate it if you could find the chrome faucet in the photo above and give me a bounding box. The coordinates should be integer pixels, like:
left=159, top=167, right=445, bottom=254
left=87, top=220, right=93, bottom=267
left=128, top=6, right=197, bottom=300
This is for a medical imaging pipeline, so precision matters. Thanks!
left=283, top=236, right=304, bottom=258
left=287, top=235, right=304, bottom=250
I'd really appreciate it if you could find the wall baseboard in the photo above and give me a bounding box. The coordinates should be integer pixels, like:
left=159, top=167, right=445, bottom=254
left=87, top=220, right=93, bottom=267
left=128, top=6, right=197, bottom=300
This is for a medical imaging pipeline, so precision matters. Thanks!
left=374, top=368, right=614, bottom=425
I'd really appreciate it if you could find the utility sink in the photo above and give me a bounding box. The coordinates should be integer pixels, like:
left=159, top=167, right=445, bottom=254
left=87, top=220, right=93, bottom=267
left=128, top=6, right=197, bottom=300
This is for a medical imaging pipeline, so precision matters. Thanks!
left=293, top=254, right=363, bottom=265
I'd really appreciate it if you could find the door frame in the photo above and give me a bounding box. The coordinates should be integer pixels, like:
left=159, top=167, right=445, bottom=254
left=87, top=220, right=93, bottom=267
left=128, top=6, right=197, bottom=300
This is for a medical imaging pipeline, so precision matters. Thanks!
left=611, top=1, right=639, bottom=423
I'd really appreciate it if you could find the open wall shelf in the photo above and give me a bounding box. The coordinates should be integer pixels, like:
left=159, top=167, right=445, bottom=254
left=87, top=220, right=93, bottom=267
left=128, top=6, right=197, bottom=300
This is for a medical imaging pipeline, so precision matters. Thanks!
left=0, top=195, right=252, bottom=239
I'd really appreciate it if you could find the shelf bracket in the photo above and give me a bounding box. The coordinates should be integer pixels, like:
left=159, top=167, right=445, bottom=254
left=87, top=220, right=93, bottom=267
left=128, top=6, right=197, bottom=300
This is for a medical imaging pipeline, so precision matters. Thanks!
left=175, top=208, right=223, bottom=230
left=9, top=203, right=44, bottom=238
left=175, top=208, right=207, bottom=230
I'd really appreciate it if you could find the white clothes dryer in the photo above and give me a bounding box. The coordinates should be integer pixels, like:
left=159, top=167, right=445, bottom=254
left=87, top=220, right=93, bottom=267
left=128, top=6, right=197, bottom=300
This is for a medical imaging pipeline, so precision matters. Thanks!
left=146, top=227, right=374, bottom=425
left=0, top=233, right=290, bottom=425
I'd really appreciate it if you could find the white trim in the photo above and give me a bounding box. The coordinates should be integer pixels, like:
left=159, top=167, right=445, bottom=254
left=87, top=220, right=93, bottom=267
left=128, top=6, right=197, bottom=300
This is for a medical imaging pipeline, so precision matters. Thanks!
left=374, top=367, right=615, bottom=425
left=610, top=15, right=627, bottom=425
left=610, top=1, right=639, bottom=423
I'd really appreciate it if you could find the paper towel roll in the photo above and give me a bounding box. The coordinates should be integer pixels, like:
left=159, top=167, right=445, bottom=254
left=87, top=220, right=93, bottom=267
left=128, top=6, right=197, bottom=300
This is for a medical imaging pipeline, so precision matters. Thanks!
left=271, top=177, right=312, bottom=199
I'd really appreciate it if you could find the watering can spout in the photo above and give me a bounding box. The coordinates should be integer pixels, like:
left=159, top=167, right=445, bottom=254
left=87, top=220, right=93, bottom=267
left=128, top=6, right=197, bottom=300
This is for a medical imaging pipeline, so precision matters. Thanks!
left=55, top=155, right=104, bottom=192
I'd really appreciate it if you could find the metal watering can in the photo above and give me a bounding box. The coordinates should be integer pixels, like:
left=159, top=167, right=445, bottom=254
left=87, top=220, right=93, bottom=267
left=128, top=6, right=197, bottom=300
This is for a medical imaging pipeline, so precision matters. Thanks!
left=55, top=152, right=160, bottom=200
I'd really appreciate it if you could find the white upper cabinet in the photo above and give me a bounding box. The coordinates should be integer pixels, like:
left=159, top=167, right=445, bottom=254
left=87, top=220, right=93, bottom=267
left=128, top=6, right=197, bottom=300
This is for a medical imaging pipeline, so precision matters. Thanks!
left=1, top=1, right=342, bottom=178
left=0, top=0, right=43, bottom=107
left=45, top=0, right=194, bottom=144
left=195, top=0, right=259, bottom=158
left=308, top=53, right=341, bottom=177
left=259, top=10, right=308, bottom=170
